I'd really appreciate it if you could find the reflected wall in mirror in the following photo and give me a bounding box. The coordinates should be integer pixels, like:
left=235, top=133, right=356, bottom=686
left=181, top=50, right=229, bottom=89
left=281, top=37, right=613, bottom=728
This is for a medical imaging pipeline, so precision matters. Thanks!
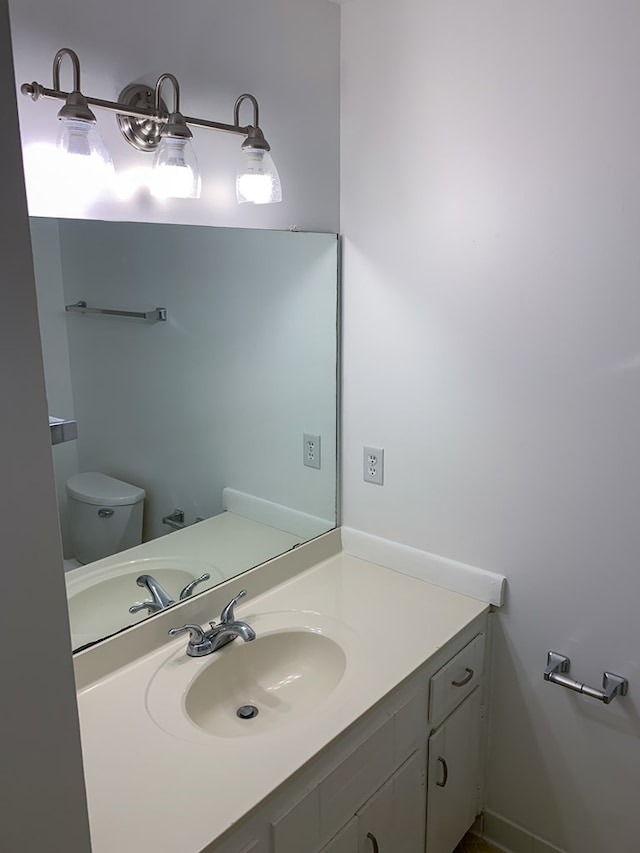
left=30, top=218, right=339, bottom=650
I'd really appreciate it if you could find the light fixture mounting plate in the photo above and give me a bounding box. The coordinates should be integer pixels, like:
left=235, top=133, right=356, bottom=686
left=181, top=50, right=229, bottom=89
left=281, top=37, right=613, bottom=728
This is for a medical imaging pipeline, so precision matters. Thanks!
left=116, top=83, right=167, bottom=152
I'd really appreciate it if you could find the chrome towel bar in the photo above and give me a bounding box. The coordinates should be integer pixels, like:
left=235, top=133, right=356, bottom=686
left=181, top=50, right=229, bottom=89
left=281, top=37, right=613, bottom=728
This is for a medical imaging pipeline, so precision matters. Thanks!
left=544, top=651, right=628, bottom=705
left=65, top=300, right=167, bottom=322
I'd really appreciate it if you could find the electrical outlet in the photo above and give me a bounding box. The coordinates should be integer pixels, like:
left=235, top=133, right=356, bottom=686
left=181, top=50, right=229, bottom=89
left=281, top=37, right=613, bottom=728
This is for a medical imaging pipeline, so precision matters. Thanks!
left=363, top=446, right=384, bottom=485
left=303, top=433, right=321, bottom=469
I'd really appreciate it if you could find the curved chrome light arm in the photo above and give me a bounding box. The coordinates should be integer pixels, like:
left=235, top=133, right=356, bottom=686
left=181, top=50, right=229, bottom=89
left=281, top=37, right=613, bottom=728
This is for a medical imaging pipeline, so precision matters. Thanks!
left=154, top=73, right=181, bottom=116
left=52, top=48, right=82, bottom=91
left=234, top=93, right=260, bottom=129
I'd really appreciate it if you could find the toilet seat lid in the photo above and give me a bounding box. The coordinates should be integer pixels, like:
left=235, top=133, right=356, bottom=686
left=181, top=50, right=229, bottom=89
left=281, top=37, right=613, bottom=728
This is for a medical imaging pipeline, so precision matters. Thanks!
left=66, top=472, right=145, bottom=506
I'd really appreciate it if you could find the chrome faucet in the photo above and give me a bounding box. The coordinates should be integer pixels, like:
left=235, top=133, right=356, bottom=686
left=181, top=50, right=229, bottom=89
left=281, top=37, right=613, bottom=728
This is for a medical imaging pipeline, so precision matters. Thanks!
left=168, top=589, right=256, bottom=657
left=129, top=572, right=210, bottom=615
left=129, top=574, right=175, bottom=614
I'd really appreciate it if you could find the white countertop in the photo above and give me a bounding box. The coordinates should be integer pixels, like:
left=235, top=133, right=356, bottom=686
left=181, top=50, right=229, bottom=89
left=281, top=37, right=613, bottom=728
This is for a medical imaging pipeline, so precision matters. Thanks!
left=77, top=551, right=488, bottom=853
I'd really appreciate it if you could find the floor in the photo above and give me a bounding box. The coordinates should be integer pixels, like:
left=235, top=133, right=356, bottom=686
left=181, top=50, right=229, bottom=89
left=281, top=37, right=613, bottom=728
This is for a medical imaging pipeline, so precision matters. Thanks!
left=454, top=834, right=503, bottom=853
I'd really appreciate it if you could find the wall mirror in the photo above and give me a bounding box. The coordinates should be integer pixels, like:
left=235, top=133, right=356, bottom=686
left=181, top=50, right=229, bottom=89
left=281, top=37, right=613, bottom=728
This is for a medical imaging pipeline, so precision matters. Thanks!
left=31, top=217, right=339, bottom=651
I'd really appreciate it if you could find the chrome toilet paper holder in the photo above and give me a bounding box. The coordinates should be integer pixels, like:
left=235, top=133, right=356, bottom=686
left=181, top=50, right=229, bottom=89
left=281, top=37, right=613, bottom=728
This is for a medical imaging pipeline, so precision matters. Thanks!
left=543, top=652, right=628, bottom=705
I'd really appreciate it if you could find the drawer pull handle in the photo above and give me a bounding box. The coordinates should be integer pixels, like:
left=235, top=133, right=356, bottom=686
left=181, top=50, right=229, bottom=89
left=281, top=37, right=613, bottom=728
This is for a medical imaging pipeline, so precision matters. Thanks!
left=436, top=756, right=448, bottom=787
left=367, top=832, right=380, bottom=852
left=452, top=667, right=474, bottom=687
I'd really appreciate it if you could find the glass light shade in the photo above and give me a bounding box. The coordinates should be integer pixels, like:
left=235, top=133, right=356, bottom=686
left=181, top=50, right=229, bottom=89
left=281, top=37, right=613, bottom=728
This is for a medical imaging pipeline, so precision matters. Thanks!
left=150, top=136, right=201, bottom=199
left=236, top=148, right=282, bottom=205
left=56, top=117, right=114, bottom=188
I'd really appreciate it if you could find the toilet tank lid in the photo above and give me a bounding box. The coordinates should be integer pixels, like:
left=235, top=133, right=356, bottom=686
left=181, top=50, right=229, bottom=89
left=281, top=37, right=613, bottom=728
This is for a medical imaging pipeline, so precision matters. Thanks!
left=66, top=472, right=146, bottom=506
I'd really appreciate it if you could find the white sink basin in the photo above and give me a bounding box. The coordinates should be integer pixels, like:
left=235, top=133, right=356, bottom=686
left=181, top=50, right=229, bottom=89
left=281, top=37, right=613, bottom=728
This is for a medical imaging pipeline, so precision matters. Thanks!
left=66, top=556, right=223, bottom=648
left=185, top=630, right=346, bottom=737
left=146, top=611, right=358, bottom=741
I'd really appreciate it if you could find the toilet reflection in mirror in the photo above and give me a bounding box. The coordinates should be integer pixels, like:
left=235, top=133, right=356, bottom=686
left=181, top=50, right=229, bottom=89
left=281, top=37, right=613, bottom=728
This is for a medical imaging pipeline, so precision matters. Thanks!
left=66, top=472, right=145, bottom=566
left=31, top=218, right=339, bottom=650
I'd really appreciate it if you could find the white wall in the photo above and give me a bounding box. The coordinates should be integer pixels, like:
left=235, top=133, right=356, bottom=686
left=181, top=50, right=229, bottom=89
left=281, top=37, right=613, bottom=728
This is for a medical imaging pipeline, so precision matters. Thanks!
left=341, top=2, right=640, bottom=851
left=0, top=0, right=91, bottom=848
left=9, top=0, right=340, bottom=232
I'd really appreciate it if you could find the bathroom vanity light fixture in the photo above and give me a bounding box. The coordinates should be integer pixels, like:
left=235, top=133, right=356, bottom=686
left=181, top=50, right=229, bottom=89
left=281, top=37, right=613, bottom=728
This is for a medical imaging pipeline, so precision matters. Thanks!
left=21, top=48, right=282, bottom=203
left=48, top=48, right=114, bottom=186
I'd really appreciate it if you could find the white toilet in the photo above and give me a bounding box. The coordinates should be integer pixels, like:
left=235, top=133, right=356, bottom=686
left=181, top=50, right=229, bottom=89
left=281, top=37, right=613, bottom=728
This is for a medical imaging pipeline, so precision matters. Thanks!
left=66, top=472, right=145, bottom=564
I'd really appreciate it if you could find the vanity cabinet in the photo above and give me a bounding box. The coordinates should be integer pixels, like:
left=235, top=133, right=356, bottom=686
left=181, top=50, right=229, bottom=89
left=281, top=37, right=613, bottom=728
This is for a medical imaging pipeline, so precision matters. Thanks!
left=210, top=618, right=487, bottom=853
left=426, top=632, right=485, bottom=853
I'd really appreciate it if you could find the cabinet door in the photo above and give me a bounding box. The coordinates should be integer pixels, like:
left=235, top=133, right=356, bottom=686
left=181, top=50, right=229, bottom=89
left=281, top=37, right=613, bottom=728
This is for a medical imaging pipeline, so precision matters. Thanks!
left=426, top=688, right=482, bottom=853
left=320, top=818, right=358, bottom=853
left=358, top=750, right=426, bottom=853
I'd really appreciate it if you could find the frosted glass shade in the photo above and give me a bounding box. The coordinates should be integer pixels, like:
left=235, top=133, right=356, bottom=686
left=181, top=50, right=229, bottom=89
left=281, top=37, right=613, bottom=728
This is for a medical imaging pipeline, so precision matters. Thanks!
left=56, top=117, right=114, bottom=189
left=236, top=148, right=282, bottom=205
left=150, top=136, right=201, bottom=199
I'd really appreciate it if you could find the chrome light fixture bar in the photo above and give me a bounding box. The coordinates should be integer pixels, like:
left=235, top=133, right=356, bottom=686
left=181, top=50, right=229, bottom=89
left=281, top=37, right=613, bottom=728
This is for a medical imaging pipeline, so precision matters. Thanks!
left=21, top=48, right=282, bottom=203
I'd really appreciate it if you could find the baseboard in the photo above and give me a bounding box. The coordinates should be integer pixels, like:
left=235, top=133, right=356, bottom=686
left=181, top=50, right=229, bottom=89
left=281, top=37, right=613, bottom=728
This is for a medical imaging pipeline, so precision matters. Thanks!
left=478, top=810, right=567, bottom=853
left=340, top=527, right=506, bottom=606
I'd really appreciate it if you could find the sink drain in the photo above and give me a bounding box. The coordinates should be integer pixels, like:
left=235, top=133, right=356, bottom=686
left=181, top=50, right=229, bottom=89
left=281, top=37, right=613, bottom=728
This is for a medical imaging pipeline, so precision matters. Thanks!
left=236, top=704, right=259, bottom=720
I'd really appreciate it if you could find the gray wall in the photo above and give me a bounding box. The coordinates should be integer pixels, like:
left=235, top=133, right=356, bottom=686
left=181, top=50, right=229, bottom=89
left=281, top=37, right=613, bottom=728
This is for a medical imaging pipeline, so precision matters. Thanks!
left=0, top=0, right=91, bottom=848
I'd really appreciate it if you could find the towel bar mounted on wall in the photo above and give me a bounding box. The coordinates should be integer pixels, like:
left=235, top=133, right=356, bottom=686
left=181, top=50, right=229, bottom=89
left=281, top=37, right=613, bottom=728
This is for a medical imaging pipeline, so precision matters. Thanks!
left=65, top=301, right=167, bottom=322
left=543, top=651, right=628, bottom=705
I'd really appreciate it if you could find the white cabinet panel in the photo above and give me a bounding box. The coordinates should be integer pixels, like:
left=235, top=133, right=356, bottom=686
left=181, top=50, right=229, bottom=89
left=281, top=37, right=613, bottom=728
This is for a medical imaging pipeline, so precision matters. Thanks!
left=271, top=785, right=320, bottom=853
left=389, top=749, right=426, bottom=853
left=427, top=688, right=482, bottom=853
left=238, top=842, right=263, bottom=853
left=357, top=750, right=426, bottom=853
left=320, top=718, right=394, bottom=837
left=321, top=818, right=358, bottom=853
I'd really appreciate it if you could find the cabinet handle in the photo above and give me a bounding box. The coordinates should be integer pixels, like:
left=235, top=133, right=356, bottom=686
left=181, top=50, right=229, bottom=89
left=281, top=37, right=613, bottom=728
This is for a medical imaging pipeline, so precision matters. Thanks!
left=436, top=756, right=448, bottom=788
left=451, top=667, right=474, bottom=687
left=366, top=832, right=379, bottom=852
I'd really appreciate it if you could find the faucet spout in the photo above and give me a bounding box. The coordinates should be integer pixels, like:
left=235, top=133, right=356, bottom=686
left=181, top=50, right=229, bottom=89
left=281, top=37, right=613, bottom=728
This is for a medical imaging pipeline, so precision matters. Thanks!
left=209, top=621, right=256, bottom=652
left=129, top=574, right=175, bottom=615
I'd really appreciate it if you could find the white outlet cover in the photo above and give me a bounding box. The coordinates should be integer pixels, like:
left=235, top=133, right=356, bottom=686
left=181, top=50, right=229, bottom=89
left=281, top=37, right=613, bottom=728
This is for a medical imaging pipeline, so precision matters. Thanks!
left=303, top=433, right=321, bottom=469
left=363, top=446, right=384, bottom=485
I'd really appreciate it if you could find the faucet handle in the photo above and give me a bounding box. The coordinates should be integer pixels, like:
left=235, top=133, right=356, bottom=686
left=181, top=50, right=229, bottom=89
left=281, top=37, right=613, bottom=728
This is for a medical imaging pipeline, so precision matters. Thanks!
left=178, top=573, right=211, bottom=601
left=129, top=600, right=155, bottom=615
left=168, top=624, right=206, bottom=645
left=220, top=589, right=248, bottom=624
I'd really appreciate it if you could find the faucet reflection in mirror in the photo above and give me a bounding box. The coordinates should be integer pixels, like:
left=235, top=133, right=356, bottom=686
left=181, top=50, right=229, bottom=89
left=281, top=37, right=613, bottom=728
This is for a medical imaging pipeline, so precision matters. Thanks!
left=21, top=48, right=282, bottom=203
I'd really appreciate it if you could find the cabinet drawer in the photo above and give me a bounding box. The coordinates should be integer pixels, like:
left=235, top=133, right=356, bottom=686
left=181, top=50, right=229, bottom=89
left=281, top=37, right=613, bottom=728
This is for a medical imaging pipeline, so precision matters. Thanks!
left=429, top=633, right=485, bottom=729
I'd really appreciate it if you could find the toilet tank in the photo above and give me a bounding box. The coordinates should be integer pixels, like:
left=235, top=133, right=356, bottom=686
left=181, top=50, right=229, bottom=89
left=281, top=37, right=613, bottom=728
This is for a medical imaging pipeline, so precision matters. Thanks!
left=66, top=472, right=145, bottom=565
